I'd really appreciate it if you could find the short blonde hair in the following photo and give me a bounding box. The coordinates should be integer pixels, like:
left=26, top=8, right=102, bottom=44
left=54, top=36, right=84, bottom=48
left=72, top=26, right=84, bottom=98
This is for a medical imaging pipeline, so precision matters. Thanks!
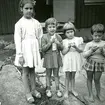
left=45, top=17, right=58, bottom=30
left=63, top=22, right=76, bottom=34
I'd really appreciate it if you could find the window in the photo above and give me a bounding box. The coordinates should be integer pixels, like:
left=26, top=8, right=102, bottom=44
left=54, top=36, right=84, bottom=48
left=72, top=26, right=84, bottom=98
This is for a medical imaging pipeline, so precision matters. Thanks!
left=84, top=0, right=105, bottom=5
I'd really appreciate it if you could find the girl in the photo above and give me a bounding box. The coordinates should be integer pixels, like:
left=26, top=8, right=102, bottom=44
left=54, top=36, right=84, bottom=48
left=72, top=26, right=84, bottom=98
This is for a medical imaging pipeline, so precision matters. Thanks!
left=14, top=0, right=43, bottom=103
left=83, top=24, right=105, bottom=102
left=62, top=22, right=83, bottom=98
left=41, top=18, right=63, bottom=98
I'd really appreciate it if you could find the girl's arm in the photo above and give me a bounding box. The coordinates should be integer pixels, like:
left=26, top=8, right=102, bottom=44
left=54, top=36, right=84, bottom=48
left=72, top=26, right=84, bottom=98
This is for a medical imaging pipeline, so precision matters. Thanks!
left=62, top=47, right=70, bottom=55
left=41, top=35, right=52, bottom=52
left=73, top=45, right=83, bottom=53
left=83, top=49, right=93, bottom=58
left=37, top=23, right=43, bottom=50
left=14, top=23, right=22, bottom=57
left=83, top=44, right=93, bottom=58
left=55, top=35, right=63, bottom=50
left=74, top=37, right=84, bottom=53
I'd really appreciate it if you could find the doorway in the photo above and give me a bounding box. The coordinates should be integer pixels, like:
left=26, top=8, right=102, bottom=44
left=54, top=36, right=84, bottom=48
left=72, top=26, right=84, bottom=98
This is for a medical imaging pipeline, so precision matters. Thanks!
left=34, top=0, right=53, bottom=22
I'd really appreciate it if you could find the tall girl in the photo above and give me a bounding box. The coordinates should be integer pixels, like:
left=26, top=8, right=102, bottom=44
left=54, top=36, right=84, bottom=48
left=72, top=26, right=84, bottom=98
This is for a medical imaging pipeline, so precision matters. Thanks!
left=41, top=18, right=63, bottom=98
left=14, top=0, right=43, bottom=103
left=62, top=22, right=83, bottom=98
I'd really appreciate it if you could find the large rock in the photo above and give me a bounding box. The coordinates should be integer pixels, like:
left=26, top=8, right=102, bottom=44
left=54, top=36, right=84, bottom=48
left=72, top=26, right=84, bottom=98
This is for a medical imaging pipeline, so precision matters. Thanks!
left=0, top=65, right=30, bottom=105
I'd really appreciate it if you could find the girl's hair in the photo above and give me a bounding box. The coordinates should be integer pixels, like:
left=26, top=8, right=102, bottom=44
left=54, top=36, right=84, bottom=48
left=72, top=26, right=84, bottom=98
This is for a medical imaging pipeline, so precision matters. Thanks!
left=63, top=22, right=76, bottom=34
left=91, top=24, right=105, bottom=35
left=45, top=17, right=58, bottom=30
left=19, top=0, right=36, bottom=14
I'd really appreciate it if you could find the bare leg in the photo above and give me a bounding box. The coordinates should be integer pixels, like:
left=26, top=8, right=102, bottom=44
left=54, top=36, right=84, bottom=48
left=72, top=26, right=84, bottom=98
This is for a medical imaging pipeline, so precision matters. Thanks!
left=29, top=68, right=36, bottom=91
left=53, top=68, right=59, bottom=90
left=86, top=71, right=94, bottom=102
left=64, top=72, right=70, bottom=98
left=71, top=72, right=78, bottom=96
left=22, top=67, right=34, bottom=103
left=30, top=68, right=41, bottom=98
left=46, top=68, right=52, bottom=90
left=22, top=67, right=30, bottom=94
left=69, top=72, right=72, bottom=92
left=94, top=71, right=103, bottom=101
left=53, top=68, right=62, bottom=97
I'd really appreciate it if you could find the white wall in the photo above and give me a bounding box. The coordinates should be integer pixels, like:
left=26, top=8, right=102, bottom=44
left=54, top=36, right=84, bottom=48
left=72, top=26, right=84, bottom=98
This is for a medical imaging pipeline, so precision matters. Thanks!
left=53, top=0, right=75, bottom=22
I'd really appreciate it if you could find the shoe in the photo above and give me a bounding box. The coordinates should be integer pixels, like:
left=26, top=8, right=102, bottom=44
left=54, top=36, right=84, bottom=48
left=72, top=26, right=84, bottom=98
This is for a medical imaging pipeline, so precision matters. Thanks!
left=56, top=90, right=62, bottom=98
left=64, top=92, right=69, bottom=99
left=46, top=89, right=52, bottom=98
left=26, top=93, right=34, bottom=104
left=32, top=90, right=41, bottom=98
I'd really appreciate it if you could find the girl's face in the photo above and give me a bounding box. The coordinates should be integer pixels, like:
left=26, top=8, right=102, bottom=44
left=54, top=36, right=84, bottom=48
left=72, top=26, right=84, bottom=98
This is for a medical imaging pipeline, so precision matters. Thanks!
left=21, top=3, right=33, bottom=19
left=65, top=30, right=75, bottom=39
left=92, top=32, right=103, bottom=42
left=47, top=24, right=57, bottom=36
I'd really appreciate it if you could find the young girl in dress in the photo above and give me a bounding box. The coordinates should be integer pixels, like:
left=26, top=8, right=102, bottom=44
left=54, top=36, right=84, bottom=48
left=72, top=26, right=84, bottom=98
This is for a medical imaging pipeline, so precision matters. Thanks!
left=14, top=0, right=43, bottom=103
left=41, top=18, right=63, bottom=98
left=62, top=22, right=83, bottom=98
left=83, top=24, right=105, bottom=102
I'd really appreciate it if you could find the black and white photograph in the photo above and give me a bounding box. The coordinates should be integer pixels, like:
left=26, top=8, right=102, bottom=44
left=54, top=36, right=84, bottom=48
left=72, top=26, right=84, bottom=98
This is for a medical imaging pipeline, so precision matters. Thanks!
left=0, top=0, right=105, bottom=105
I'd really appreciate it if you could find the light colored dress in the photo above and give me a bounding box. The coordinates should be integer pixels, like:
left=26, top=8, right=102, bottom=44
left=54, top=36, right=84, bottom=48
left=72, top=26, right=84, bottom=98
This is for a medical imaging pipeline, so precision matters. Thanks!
left=14, top=16, right=43, bottom=68
left=62, top=37, right=83, bottom=72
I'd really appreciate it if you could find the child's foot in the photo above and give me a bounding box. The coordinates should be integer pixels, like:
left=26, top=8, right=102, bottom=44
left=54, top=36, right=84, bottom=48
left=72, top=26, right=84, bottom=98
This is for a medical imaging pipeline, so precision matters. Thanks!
left=46, top=89, right=52, bottom=98
left=64, top=92, right=69, bottom=99
left=71, top=90, right=78, bottom=97
left=32, top=90, right=41, bottom=98
left=88, top=96, right=95, bottom=102
left=96, top=95, right=105, bottom=102
left=84, top=96, right=94, bottom=103
left=56, top=90, right=62, bottom=98
left=26, top=93, right=34, bottom=104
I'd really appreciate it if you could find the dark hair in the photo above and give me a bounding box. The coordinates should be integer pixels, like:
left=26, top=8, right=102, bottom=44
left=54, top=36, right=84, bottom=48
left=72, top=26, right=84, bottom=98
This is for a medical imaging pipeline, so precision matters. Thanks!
left=91, top=24, right=105, bottom=35
left=63, top=22, right=76, bottom=34
left=45, top=17, right=58, bottom=30
left=19, top=0, right=36, bottom=15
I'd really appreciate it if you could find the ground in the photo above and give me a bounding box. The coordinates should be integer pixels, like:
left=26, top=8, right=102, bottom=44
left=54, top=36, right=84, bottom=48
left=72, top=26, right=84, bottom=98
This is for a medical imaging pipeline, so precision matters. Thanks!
left=0, top=29, right=105, bottom=105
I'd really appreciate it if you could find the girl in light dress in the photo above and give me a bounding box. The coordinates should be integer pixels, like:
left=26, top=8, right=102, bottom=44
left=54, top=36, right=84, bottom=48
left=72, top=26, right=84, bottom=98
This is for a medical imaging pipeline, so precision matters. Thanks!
left=62, top=22, right=84, bottom=98
left=14, top=0, right=43, bottom=103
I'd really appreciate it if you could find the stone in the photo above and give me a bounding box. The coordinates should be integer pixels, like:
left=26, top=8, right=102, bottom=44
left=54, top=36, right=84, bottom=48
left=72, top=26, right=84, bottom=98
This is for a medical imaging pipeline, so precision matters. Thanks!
left=0, top=65, right=30, bottom=105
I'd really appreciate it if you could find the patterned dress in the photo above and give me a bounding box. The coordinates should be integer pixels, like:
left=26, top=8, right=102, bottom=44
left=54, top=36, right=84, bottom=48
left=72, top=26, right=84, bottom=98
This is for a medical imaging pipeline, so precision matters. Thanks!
left=83, top=40, right=105, bottom=72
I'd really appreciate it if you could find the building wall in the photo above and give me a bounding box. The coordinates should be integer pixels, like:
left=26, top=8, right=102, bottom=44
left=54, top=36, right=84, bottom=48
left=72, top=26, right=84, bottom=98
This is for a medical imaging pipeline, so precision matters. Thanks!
left=75, top=0, right=105, bottom=28
left=53, top=0, right=75, bottom=22
left=0, top=0, right=20, bottom=35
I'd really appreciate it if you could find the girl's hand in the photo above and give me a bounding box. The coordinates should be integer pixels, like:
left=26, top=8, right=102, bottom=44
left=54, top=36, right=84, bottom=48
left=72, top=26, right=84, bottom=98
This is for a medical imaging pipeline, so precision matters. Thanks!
left=68, top=43, right=71, bottom=49
left=100, top=45, right=105, bottom=54
left=91, top=46, right=99, bottom=52
left=71, top=43, right=77, bottom=48
left=50, top=38, right=55, bottom=43
left=55, top=38, right=60, bottom=45
left=103, top=45, right=105, bottom=52
left=19, top=56, right=24, bottom=66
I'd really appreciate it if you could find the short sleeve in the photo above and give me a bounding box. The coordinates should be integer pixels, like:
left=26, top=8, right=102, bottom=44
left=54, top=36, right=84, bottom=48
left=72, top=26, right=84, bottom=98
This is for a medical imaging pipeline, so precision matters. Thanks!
left=63, top=39, right=68, bottom=49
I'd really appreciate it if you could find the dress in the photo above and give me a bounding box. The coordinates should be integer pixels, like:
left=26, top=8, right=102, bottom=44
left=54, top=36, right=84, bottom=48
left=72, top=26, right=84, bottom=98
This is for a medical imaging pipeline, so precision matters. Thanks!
left=14, top=16, right=43, bottom=68
left=41, top=33, right=63, bottom=69
left=83, top=40, right=105, bottom=72
left=62, top=37, right=83, bottom=72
